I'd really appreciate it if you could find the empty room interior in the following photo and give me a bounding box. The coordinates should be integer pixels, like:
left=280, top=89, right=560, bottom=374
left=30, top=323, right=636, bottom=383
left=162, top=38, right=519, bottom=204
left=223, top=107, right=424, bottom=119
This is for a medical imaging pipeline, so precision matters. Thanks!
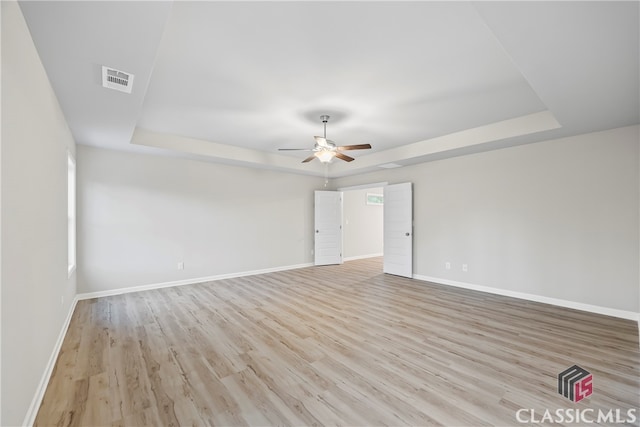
left=2, top=1, right=639, bottom=426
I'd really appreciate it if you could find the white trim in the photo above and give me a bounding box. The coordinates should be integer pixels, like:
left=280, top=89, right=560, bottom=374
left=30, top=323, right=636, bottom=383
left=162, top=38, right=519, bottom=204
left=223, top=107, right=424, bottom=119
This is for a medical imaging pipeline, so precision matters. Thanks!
left=22, top=264, right=638, bottom=427
left=77, top=263, right=314, bottom=301
left=344, top=253, right=384, bottom=262
left=22, top=296, right=79, bottom=427
left=413, top=274, right=640, bottom=322
left=23, top=262, right=313, bottom=425
left=67, top=151, right=76, bottom=277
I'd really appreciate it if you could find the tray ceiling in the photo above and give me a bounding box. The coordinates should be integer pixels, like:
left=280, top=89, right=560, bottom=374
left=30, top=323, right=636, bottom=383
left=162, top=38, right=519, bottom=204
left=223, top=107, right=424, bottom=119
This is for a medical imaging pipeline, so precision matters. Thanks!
left=19, top=1, right=639, bottom=177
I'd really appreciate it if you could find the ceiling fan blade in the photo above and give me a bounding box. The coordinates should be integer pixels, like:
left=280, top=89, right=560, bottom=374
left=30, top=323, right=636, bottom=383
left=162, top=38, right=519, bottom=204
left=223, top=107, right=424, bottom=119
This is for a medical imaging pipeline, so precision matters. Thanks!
left=336, top=143, right=372, bottom=150
left=278, top=148, right=313, bottom=151
left=302, top=155, right=317, bottom=163
left=335, top=152, right=355, bottom=162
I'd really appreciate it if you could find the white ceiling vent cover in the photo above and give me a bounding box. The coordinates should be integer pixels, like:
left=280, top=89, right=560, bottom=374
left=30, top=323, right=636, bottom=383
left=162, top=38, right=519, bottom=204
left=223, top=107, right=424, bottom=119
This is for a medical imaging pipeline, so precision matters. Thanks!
left=378, top=163, right=403, bottom=169
left=101, top=66, right=134, bottom=94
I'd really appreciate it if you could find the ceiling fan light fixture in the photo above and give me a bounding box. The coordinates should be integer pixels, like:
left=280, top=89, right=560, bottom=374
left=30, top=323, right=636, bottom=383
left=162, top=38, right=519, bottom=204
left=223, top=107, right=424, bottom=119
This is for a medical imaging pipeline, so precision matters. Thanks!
left=278, top=114, right=372, bottom=163
left=316, top=150, right=335, bottom=163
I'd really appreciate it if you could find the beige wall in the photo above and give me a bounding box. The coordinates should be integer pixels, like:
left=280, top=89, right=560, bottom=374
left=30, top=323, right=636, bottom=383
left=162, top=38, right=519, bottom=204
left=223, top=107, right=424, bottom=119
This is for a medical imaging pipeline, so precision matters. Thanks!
left=1, top=1, right=77, bottom=425
left=333, top=126, right=640, bottom=314
left=77, top=145, right=325, bottom=294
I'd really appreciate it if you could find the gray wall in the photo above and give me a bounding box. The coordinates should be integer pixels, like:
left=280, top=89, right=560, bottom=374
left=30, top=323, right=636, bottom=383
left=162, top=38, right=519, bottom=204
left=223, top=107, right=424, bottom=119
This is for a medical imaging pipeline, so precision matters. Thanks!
left=77, top=145, right=325, bottom=294
left=333, top=126, right=640, bottom=313
left=343, top=187, right=383, bottom=259
left=1, top=1, right=77, bottom=425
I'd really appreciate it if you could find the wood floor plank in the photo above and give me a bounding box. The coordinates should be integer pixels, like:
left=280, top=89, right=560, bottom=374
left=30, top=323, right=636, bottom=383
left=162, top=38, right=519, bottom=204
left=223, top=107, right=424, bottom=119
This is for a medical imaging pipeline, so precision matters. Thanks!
left=35, top=258, right=639, bottom=426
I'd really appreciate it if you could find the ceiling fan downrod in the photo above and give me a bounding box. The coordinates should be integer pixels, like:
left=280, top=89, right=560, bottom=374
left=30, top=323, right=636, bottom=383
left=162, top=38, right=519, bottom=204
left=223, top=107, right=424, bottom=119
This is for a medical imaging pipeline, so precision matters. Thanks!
left=320, top=115, right=330, bottom=138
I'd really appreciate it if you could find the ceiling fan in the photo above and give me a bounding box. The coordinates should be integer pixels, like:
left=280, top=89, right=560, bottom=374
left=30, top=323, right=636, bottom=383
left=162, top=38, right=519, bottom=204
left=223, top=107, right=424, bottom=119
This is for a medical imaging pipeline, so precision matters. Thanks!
left=279, top=115, right=372, bottom=163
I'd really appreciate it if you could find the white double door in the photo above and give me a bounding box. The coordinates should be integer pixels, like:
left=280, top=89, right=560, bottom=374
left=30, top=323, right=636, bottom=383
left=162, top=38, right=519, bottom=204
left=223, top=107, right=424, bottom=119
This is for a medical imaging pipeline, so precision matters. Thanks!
left=314, top=183, right=413, bottom=278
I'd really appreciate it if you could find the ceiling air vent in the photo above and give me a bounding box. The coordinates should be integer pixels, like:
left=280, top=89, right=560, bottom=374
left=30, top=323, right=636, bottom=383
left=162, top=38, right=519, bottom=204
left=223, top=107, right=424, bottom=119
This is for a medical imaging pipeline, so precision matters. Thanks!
left=101, top=66, right=134, bottom=94
left=378, top=163, right=403, bottom=169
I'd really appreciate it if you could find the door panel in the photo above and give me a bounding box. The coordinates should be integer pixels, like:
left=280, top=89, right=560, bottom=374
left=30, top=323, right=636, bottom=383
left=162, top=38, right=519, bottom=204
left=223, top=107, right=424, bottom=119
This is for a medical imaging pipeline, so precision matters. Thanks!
left=314, top=191, right=343, bottom=266
left=383, top=183, right=413, bottom=278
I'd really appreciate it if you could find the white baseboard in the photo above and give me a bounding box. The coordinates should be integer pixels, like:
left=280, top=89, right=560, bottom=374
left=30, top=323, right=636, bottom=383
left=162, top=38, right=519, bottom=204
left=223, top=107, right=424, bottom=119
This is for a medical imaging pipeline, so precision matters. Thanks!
left=22, top=262, right=313, bottom=425
left=76, top=262, right=314, bottom=301
left=23, top=295, right=79, bottom=427
left=21, top=264, right=638, bottom=426
left=413, top=274, right=640, bottom=322
left=343, top=253, right=383, bottom=262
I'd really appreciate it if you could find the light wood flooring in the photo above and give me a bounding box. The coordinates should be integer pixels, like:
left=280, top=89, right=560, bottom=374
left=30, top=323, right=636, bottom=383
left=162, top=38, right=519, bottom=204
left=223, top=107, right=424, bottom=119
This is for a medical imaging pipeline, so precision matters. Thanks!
left=35, top=258, right=639, bottom=426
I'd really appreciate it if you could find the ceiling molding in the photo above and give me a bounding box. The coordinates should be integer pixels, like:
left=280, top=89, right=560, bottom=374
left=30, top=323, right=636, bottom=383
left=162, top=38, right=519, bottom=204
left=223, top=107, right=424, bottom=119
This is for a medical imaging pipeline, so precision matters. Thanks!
left=329, top=110, right=561, bottom=176
left=132, top=110, right=560, bottom=177
left=131, top=128, right=326, bottom=176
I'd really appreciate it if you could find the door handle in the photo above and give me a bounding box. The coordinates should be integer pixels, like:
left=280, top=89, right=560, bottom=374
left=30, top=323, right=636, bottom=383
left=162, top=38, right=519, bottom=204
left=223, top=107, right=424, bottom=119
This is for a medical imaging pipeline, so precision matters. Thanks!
left=405, top=232, right=410, bottom=236
left=316, top=230, right=319, bottom=233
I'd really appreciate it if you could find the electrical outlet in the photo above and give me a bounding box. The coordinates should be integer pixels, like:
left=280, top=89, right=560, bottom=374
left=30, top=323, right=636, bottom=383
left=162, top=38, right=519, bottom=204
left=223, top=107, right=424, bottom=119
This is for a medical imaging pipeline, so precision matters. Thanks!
left=445, top=262, right=451, bottom=270
left=178, top=262, right=184, bottom=270
left=462, top=264, right=468, bottom=272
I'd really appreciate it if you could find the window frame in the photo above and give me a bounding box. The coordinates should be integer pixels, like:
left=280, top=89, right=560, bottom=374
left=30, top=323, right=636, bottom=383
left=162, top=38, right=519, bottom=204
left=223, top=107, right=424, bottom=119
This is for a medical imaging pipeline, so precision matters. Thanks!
left=67, top=152, right=76, bottom=277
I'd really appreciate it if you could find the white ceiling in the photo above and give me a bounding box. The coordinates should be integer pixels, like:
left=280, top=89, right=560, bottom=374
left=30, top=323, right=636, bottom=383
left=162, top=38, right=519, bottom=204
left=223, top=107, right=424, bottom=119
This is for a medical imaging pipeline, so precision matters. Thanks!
left=19, top=1, right=639, bottom=177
